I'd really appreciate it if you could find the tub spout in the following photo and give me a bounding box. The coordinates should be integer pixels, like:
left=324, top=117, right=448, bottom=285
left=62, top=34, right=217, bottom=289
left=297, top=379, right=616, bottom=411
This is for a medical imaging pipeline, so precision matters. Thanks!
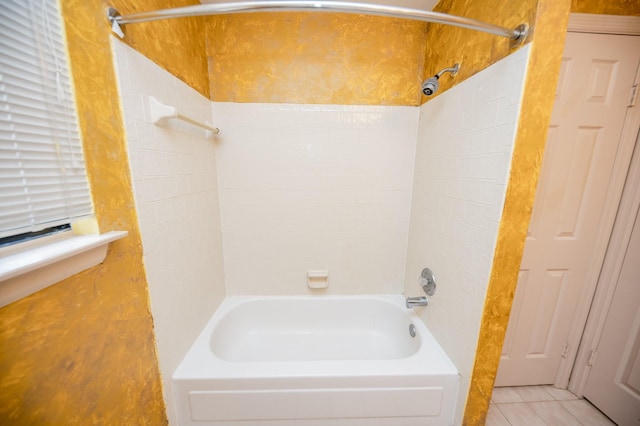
left=406, top=296, right=429, bottom=308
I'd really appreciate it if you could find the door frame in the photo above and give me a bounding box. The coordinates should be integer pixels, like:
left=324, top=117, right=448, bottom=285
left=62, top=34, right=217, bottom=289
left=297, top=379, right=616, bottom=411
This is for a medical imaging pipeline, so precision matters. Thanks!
left=558, top=13, right=640, bottom=393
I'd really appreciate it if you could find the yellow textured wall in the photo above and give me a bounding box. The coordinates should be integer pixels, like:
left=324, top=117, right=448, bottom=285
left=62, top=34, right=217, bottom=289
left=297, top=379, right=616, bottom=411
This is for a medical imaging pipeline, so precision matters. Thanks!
left=113, top=0, right=210, bottom=97
left=207, top=13, right=428, bottom=105
left=571, top=0, right=640, bottom=15
left=115, top=0, right=640, bottom=105
left=461, top=0, right=572, bottom=424
left=0, top=0, right=172, bottom=423
left=421, top=0, right=535, bottom=102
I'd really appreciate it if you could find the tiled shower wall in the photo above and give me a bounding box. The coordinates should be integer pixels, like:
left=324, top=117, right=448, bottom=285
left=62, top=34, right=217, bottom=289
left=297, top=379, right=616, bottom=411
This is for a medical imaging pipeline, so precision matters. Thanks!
left=404, top=44, right=531, bottom=423
left=112, top=40, right=226, bottom=425
left=211, top=103, right=418, bottom=295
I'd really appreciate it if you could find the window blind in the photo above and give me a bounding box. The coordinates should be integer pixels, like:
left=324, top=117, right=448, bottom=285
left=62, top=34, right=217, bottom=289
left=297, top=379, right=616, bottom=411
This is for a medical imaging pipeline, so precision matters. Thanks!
left=0, top=0, right=93, bottom=239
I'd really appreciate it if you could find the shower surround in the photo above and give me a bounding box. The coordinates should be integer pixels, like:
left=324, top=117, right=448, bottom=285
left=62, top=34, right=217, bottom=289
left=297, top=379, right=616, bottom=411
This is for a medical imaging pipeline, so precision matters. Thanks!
left=405, top=45, right=531, bottom=423
left=114, top=35, right=530, bottom=424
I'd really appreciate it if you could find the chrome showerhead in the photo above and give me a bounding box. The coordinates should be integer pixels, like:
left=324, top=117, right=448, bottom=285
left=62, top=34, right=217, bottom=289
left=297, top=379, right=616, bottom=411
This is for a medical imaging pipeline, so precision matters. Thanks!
left=422, top=63, right=460, bottom=96
left=422, top=77, right=440, bottom=96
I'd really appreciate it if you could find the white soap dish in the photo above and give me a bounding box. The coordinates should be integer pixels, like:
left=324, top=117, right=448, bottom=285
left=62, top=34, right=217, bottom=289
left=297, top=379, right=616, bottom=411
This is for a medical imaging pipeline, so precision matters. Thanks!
left=307, top=270, right=329, bottom=289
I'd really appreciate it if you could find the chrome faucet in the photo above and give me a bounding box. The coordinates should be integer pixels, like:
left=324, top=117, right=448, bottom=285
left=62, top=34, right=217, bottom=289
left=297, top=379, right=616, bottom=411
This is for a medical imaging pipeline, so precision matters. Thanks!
left=406, top=296, right=429, bottom=308
left=406, top=267, right=437, bottom=308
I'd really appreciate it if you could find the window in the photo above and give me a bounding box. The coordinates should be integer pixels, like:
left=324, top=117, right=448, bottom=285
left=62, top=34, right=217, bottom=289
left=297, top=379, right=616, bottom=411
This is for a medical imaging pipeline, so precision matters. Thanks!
left=0, top=0, right=93, bottom=242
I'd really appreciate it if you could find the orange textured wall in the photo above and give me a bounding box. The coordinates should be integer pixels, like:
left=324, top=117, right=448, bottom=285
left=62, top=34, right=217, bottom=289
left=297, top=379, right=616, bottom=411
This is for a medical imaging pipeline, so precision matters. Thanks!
left=112, top=0, right=210, bottom=97
left=420, top=0, right=536, bottom=102
left=132, top=0, right=640, bottom=103
left=571, top=0, right=640, bottom=15
left=0, top=0, right=168, bottom=424
left=460, top=0, right=572, bottom=424
left=207, top=13, right=428, bottom=105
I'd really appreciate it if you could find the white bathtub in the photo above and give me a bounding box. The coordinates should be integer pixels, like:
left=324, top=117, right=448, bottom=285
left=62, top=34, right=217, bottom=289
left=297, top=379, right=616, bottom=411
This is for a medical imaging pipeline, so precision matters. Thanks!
left=173, top=295, right=459, bottom=426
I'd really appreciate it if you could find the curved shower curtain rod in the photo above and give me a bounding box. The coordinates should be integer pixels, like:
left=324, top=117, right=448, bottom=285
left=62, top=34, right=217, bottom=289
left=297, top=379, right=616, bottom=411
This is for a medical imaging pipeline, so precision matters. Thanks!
left=107, top=1, right=528, bottom=43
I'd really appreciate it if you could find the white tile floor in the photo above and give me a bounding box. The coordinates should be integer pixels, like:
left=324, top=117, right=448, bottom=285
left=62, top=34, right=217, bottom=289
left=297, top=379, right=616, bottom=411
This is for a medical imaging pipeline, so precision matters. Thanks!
left=489, top=386, right=616, bottom=425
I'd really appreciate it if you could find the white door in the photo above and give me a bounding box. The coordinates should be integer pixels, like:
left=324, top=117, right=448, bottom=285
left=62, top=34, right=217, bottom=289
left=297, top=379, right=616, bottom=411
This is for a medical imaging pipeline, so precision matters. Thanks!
left=495, top=32, right=640, bottom=386
left=583, top=201, right=640, bottom=425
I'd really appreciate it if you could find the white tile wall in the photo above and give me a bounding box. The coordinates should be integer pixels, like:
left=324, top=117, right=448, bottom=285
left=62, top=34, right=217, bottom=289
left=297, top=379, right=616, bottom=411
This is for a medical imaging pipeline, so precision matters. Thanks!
left=212, top=103, right=418, bottom=295
left=404, top=45, right=531, bottom=424
left=112, top=39, right=226, bottom=426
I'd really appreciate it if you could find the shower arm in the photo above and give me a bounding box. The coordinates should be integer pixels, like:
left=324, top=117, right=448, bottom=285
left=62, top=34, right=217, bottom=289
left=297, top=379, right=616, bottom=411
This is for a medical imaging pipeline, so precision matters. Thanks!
left=107, top=1, right=528, bottom=45
left=435, top=63, right=460, bottom=79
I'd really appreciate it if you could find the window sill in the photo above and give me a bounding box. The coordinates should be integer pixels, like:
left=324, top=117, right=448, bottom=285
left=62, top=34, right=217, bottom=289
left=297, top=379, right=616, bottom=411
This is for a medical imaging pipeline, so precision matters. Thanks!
left=0, top=230, right=127, bottom=308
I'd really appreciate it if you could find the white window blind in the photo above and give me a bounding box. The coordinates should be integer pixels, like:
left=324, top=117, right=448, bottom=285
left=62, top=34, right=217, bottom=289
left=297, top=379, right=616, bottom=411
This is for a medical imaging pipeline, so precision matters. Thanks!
left=0, top=0, right=93, bottom=239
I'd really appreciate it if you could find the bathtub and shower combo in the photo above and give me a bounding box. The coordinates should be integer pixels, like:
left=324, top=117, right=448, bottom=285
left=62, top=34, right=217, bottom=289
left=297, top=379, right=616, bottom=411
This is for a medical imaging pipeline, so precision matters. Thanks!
left=108, top=3, right=530, bottom=424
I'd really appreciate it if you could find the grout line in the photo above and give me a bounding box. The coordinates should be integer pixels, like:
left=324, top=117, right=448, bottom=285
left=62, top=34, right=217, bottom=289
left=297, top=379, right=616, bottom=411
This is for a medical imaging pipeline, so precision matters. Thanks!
left=492, top=386, right=618, bottom=426
left=563, top=403, right=587, bottom=426
left=493, top=403, right=514, bottom=425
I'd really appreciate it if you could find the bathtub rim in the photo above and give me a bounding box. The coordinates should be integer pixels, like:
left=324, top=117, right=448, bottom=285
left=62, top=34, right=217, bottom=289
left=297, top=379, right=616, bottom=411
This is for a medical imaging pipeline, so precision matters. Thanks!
left=173, top=294, right=459, bottom=381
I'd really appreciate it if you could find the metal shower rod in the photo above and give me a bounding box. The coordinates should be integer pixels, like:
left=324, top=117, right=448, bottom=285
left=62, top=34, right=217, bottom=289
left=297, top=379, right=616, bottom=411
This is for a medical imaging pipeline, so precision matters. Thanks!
left=107, top=1, right=528, bottom=43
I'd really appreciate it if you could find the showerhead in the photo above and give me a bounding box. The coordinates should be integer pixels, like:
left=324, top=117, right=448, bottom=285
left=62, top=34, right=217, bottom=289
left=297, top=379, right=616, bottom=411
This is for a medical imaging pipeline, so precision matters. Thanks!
left=422, top=77, right=439, bottom=96
left=422, top=63, right=460, bottom=96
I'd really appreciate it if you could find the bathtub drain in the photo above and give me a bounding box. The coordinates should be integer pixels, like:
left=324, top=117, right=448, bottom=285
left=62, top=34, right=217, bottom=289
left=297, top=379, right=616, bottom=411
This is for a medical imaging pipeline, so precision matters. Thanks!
left=409, top=324, right=416, bottom=338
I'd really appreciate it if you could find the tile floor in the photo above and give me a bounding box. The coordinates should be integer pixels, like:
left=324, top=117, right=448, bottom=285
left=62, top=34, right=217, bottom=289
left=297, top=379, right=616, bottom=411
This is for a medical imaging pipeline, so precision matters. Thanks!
left=488, top=386, right=616, bottom=425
